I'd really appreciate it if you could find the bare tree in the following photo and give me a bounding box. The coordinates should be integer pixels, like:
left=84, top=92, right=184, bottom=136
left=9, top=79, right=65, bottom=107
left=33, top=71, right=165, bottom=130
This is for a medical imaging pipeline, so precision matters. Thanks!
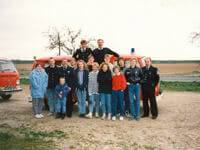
left=44, top=26, right=96, bottom=55
left=190, top=30, right=200, bottom=46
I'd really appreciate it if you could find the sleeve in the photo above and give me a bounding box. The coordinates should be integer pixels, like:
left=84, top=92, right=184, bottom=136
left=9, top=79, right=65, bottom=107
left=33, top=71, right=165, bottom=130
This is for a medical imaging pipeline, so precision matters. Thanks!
left=72, top=49, right=79, bottom=60
left=154, top=68, right=160, bottom=86
left=44, top=71, right=48, bottom=90
left=139, top=68, right=144, bottom=83
left=122, top=75, right=127, bottom=90
left=106, top=48, right=119, bottom=57
left=29, top=72, right=39, bottom=89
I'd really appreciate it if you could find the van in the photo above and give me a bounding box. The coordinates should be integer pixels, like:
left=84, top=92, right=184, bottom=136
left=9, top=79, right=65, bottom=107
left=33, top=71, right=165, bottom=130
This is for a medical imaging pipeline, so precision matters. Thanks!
left=0, top=58, right=22, bottom=100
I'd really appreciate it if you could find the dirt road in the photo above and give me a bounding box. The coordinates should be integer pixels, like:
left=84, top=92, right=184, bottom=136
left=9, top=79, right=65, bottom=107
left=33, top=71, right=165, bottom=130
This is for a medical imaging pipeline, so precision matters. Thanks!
left=0, top=85, right=200, bottom=150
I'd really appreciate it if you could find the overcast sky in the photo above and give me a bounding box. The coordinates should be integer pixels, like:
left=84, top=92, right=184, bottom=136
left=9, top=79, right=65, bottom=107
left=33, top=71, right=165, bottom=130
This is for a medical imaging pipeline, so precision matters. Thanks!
left=0, top=0, right=200, bottom=60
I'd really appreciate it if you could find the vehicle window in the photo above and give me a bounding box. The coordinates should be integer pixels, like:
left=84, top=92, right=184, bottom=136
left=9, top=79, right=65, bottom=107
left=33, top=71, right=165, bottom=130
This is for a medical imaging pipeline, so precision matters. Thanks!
left=0, top=60, right=17, bottom=72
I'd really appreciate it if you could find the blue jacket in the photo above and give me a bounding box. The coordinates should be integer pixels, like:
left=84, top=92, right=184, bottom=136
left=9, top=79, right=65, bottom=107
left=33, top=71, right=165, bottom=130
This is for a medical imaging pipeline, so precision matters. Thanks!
left=55, top=83, right=71, bottom=99
left=29, top=68, right=48, bottom=99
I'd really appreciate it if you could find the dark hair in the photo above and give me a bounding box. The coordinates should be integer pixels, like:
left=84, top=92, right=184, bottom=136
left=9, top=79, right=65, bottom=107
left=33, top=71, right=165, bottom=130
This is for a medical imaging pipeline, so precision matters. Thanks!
left=117, top=57, right=124, bottom=64
left=80, top=40, right=87, bottom=45
left=59, top=76, right=65, bottom=79
left=35, top=63, right=40, bottom=68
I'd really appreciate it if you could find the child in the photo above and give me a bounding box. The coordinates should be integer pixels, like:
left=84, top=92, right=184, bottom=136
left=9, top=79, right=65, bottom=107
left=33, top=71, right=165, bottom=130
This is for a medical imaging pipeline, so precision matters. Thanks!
left=55, top=77, right=71, bottom=119
left=29, top=64, right=48, bottom=119
left=97, top=63, right=112, bottom=120
left=112, top=66, right=127, bottom=121
left=86, top=63, right=100, bottom=119
left=74, top=60, right=89, bottom=117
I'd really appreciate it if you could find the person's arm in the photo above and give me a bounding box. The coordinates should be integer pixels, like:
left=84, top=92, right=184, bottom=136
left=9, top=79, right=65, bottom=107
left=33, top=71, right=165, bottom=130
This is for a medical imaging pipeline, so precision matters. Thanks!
left=106, top=48, right=119, bottom=57
left=44, top=71, right=48, bottom=90
left=154, top=68, right=160, bottom=86
left=29, top=72, right=39, bottom=89
left=122, top=75, right=127, bottom=90
left=72, top=49, right=79, bottom=60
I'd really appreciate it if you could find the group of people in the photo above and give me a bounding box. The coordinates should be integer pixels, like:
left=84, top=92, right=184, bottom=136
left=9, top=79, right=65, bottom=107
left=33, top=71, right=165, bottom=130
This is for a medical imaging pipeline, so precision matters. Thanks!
left=29, top=39, right=160, bottom=121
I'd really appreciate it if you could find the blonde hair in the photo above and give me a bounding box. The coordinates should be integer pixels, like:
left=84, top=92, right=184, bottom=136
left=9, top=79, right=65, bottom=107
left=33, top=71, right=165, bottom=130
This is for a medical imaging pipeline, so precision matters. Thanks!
left=92, top=62, right=99, bottom=69
left=130, top=57, right=138, bottom=63
left=77, top=60, right=87, bottom=69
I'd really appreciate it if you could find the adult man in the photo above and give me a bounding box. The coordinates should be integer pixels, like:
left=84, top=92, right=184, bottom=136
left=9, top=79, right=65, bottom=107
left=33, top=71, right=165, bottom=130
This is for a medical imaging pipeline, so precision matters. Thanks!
left=93, top=39, right=119, bottom=65
left=73, top=40, right=93, bottom=63
left=59, top=59, right=74, bottom=117
left=45, top=57, right=59, bottom=115
left=141, top=57, right=160, bottom=119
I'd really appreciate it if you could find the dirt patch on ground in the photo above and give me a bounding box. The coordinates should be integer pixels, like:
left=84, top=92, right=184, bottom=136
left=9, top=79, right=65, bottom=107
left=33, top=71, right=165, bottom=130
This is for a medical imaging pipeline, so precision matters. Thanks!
left=0, top=85, right=200, bottom=150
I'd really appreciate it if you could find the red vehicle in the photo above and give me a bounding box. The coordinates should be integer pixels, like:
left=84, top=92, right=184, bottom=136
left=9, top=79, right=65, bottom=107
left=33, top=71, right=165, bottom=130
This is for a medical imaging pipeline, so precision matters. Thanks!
left=34, top=54, right=160, bottom=97
left=0, top=58, right=22, bottom=100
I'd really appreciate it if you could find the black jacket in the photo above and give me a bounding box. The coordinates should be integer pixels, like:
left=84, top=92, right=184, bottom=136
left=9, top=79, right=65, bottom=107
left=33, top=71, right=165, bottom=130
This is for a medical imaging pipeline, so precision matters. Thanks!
left=141, top=66, right=160, bottom=88
left=45, top=66, right=59, bottom=89
left=73, top=48, right=93, bottom=62
left=93, top=48, right=119, bottom=65
left=58, top=66, right=74, bottom=88
left=97, top=70, right=112, bottom=94
left=125, top=67, right=143, bottom=84
left=73, top=69, right=89, bottom=91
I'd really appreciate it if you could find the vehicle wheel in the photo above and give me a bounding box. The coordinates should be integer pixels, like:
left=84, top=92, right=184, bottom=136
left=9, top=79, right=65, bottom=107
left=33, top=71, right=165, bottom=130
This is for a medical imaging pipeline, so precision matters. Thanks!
left=1, top=94, right=12, bottom=100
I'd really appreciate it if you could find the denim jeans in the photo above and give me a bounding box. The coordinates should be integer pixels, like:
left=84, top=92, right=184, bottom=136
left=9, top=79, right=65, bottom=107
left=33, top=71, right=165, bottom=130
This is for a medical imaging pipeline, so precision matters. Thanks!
left=76, top=89, right=86, bottom=115
left=55, top=97, right=67, bottom=114
left=47, top=89, right=57, bottom=113
left=112, top=90, right=124, bottom=117
left=89, top=94, right=100, bottom=114
left=100, top=93, right=111, bottom=114
left=128, top=83, right=141, bottom=118
left=32, top=98, right=43, bottom=115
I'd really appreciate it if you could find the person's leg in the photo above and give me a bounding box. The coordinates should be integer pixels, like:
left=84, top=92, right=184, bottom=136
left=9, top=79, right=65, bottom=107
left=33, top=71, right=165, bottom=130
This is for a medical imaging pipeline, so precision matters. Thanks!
left=128, top=85, right=135, bottom=118
left=135, top=84, right=141, bottom=120
left=61, top=97, right=67, bottom=114
left=124, top=87, right=130, bottom=114
left=100, top=93, right=106, bottom=119
left=142, top=87, right=150, bottom=117
left=32, top=99, right=36, bottom=115
left=89, top=94, right=95, bottom=114
left=76, top=89, right=82, bottom=115
left=38, top=98, right=43, bottom=115
left=111, top=91, right=117, bottom=117
left=118, top=90, right=125, bottom=117
left=47, top=89, right=54, bottom=113
left=149, top=89, right=158, bottom=118
left=81, top=90, right=86, bottom=115
left=94, top=94, right=100, bottom=115
left=106, top=94, right=112, bottom=119
left=66, top=91, right=73, bottom=117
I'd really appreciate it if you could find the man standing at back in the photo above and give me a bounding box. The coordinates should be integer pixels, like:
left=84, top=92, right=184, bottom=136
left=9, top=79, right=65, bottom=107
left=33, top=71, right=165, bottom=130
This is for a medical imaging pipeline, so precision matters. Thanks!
left=73, top=40, right=93, bottom=63
left=93, top=39, right=119, bottom=65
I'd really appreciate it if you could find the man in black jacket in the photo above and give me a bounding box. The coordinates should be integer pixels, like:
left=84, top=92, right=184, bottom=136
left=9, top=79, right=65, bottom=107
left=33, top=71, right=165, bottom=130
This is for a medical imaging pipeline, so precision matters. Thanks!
left=93, top=39, right=119, bottom=65
left=59, top=59, right=74, bottom=117
left=73, top=40, right=93, bottom=63
left=141, top=57, right=160, bottom=119
left=45, top=57, right=59, bottom=116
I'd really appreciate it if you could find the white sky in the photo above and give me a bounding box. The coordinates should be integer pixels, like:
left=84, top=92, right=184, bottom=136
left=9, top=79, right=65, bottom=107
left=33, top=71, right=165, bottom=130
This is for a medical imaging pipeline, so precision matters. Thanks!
left=0, top=0, right=200, bottom=60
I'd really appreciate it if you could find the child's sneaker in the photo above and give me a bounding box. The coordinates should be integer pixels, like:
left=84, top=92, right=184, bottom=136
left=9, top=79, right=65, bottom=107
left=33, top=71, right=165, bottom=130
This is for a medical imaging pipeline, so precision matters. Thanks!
left=112, top=116, right=116, bottom=121
left=86, top=113, right=92, bottom=119
left=95, top=112, right=99, bottom=118
left=107, top=113, right=111, bottom=120
left=39, top=114, right=44, bottom=118
left=35, top=114, right=41, bottom=119
left=101, top=113, right=106, bottom=120
left=48, top=112, right=53, bottom=116
left=119, top=116, right=124, bottom=121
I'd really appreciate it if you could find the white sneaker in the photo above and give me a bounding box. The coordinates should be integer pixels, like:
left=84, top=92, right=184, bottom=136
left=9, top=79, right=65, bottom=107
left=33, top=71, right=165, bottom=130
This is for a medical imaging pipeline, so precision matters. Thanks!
left=86, top=113, right=92, bottom=119
left=101, top=113, right=106, bottom=120
left=119, top=116, right=124, bottom=121
left=48, top=112, right=53, bottom=116
left=107, top=113, right=111, bottom=120
left=35, top=114, right=41, bottom=119
left=112, top=116, right=116, bottom=121
left=40, top=114, right=44, bottom=118
left=95, top=113, right=99, bottom=118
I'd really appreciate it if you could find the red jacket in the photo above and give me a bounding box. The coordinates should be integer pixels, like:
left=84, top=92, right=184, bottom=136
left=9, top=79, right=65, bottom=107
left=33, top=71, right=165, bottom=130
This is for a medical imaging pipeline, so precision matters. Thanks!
left=112, top=74, right=127, bottom=91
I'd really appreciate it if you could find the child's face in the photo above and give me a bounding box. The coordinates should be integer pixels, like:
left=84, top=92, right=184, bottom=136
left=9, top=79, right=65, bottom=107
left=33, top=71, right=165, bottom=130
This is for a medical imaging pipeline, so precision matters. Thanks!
left=102, top=65, right=108, bottom=72
left=59, top=78, right=65, bottom=85
left=92, top=65, right=98, bottom=71
left=114, top=68, right=120, bottom=74
left=78, top=62, right=84, bottom=69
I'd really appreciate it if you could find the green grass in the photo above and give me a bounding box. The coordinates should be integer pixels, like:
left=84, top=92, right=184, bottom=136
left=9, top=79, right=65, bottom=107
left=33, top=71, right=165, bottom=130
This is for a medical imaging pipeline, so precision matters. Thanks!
left=0, top=127, right=67, bottom=150
left=160, top=81, right=200, bottom=92
left=21, top=78, right=200, bottom=92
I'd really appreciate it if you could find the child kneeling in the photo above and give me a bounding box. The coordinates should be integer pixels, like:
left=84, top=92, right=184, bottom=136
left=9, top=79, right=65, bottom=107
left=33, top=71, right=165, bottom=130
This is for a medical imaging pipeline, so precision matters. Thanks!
left=55, top=77, right=71, bottom=119
left=112, top=66, right=127, bottom=121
